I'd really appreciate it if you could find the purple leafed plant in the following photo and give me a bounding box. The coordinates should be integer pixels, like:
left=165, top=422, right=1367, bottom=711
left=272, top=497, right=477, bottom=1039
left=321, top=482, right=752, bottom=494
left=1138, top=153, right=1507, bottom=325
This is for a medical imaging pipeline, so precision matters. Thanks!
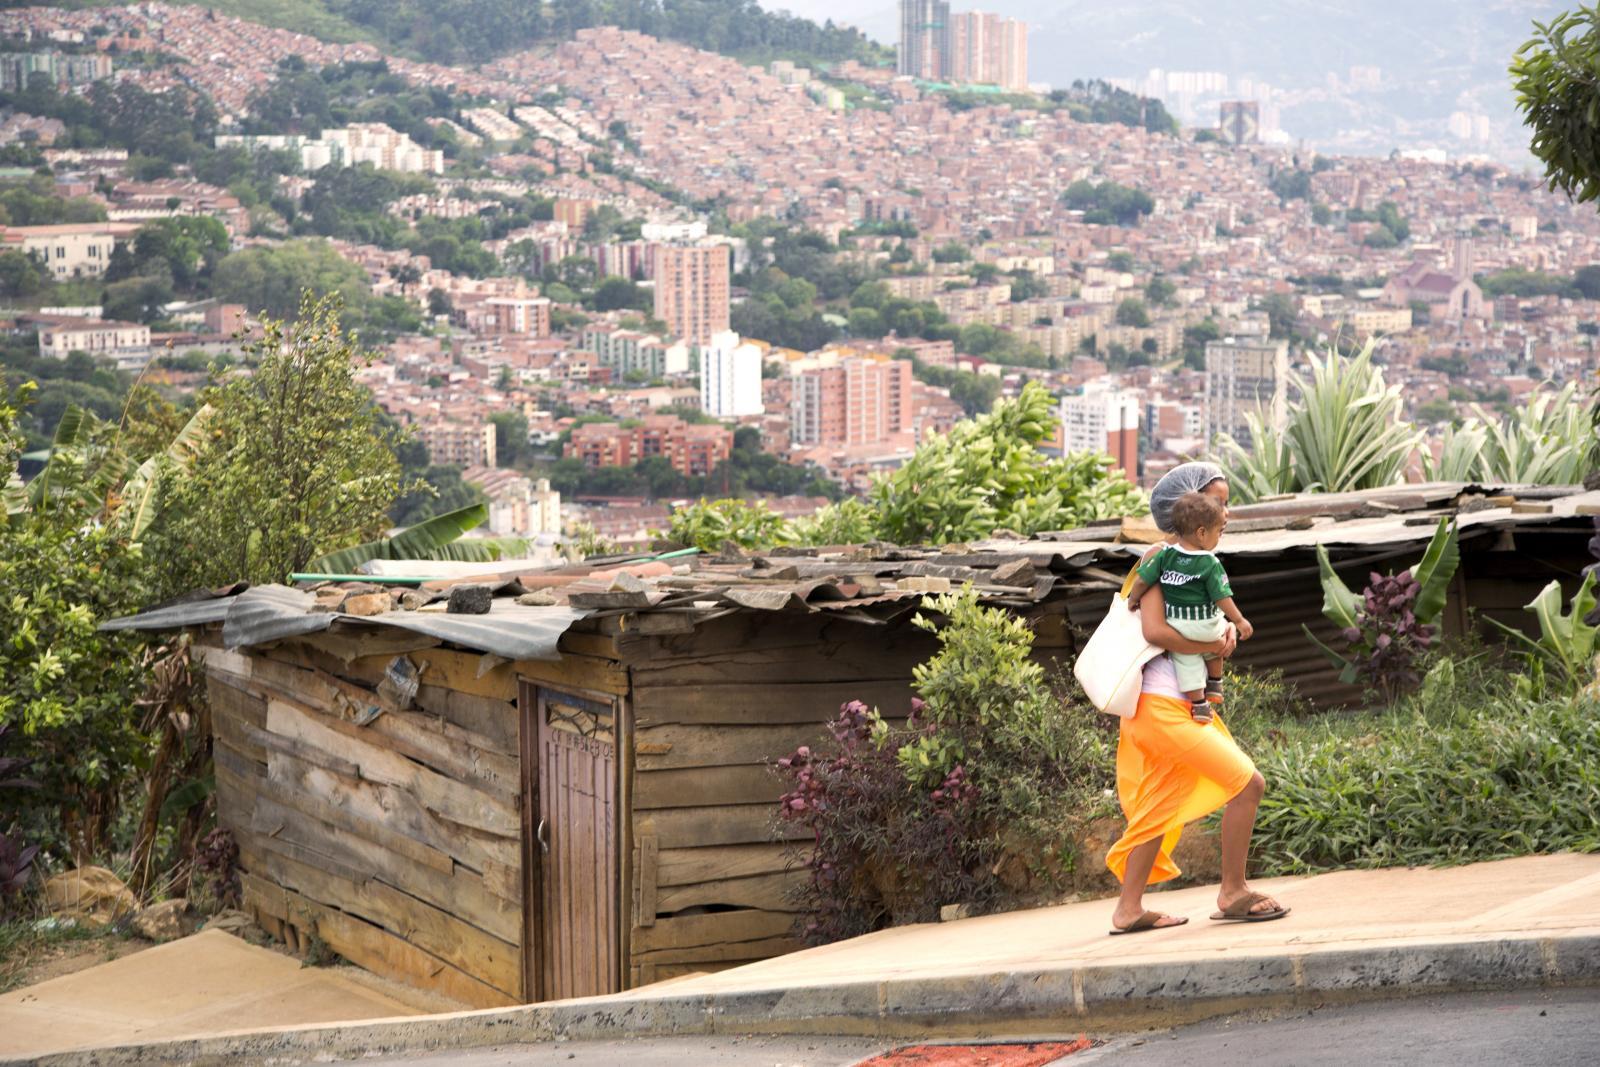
left=0, top=723, right=40, bottom=910
left=774, top=698, right=985, bottom=945
left=1340, top=570, right=1435, bottom=700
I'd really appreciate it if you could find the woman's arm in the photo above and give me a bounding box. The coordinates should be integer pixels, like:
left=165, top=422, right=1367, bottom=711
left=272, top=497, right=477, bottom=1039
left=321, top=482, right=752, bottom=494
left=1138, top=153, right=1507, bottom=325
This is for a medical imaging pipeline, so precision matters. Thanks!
left=1137, top=584, right=1238, bottom=658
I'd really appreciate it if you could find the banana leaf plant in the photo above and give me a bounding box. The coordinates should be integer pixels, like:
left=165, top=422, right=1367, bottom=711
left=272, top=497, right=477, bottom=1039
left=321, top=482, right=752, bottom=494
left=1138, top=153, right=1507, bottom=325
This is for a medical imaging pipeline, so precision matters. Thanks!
left=304, top=502, right=536, bottom=574
left=1303, top=517, right=1460, bottom=693
left=1486, top=571, right=1599, bottom=696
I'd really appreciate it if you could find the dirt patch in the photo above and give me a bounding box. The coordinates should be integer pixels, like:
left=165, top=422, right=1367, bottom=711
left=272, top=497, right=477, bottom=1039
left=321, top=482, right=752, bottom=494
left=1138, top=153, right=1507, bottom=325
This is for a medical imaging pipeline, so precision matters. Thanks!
left=0, top=925, right=149, bottom=993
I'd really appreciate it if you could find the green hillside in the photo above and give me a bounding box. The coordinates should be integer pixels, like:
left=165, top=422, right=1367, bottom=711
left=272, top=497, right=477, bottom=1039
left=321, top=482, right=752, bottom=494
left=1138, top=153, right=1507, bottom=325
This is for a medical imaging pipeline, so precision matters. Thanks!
left=69, top=0, right=888, bottom=69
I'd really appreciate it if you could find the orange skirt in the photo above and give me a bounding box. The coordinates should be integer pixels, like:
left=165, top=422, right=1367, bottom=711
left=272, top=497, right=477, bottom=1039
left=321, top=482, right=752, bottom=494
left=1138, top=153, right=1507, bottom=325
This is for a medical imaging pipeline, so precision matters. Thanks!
left=1104, top=692, right=1257, bottom=885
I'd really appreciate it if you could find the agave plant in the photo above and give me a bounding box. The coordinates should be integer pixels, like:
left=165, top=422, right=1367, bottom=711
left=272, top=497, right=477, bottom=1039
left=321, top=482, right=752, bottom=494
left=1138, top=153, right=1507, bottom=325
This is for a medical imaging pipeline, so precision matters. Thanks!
left=1215, top=339, right=1423, bottom=503
left=1423, top=383, right=1597, bottom=485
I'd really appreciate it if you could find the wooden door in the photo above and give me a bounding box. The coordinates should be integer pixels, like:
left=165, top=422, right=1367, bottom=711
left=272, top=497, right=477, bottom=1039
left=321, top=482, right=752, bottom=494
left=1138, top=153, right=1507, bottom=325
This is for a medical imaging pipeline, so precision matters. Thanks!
left=526, top=684, right=620, bottom=1001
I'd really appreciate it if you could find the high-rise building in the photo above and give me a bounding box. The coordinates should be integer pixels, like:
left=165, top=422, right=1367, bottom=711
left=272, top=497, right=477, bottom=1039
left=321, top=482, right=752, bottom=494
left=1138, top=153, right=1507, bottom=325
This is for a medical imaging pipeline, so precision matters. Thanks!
left=700, top=330, right=764, bottom=419
left=1204, top=338, right=1289, bottom=449
left=1060, top=384, right=1140, bottom=481
left=1219, top=101, right=1261, bottom=146
left=898, top=0, right=951, bottom=80
left=947, top=11, right=1028, bottom=91
left=653, top=242, right=730, bottom=346
left=790, top=357, right=913, bottom=447
left=417, top=420, right=498, bottom=469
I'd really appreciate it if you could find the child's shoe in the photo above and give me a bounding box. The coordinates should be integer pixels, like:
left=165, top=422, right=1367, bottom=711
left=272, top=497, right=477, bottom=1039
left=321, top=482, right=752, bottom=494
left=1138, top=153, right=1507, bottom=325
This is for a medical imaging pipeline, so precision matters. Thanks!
left=1190, top=699, right=1213, bottom=723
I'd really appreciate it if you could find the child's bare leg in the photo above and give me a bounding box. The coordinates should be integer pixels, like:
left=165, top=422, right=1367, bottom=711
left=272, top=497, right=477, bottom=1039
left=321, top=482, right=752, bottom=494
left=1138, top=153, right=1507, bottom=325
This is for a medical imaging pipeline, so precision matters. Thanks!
left=1205, top=658, right=1225, bottom=707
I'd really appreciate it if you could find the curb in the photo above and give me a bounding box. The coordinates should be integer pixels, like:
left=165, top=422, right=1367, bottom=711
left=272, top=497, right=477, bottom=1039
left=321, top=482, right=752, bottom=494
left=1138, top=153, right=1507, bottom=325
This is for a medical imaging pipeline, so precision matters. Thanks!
left=14, top=930, right=1600, bottom=1066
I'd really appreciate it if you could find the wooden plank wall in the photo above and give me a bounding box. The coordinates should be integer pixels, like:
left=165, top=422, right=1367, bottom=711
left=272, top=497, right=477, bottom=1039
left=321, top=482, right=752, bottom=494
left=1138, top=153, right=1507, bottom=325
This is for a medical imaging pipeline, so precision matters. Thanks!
left=204, top=638, right=529, bottom=1008
left=621, top=612, right=946, bottom=986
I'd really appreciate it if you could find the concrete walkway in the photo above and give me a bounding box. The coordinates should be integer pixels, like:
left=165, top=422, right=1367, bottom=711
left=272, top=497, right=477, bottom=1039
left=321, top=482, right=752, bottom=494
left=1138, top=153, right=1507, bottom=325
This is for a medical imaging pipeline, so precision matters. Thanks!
left=14, top=854, right=1600, bottom=1066
left=0, top=929, right=424, bottom=1062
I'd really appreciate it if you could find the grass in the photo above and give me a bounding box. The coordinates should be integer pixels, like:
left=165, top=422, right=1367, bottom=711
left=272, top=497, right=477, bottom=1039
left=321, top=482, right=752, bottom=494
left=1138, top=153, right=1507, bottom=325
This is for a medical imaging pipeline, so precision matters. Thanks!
left=1219, top=647, right=1600, bottom=875
left=0, top=914, right=122, bottom=994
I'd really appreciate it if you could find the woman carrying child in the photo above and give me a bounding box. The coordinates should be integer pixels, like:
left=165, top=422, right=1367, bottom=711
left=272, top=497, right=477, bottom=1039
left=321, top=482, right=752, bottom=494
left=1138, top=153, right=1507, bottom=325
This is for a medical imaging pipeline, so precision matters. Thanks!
left=1106, top=462, right=1290, bottom=935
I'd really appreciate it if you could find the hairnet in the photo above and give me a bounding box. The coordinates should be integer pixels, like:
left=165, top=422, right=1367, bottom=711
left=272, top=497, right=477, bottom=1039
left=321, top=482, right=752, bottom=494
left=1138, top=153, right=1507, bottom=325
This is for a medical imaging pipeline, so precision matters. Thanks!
left=1149, top=462, right=1227, bottom=534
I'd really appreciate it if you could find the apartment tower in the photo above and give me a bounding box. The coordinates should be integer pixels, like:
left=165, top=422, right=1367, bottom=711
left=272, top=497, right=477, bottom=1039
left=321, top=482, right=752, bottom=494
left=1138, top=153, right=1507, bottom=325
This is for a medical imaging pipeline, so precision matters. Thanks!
left=1203, top=338, right=1289, bottom=449
left=653, top=242, right=730, bottom=346
left=898, top=0, right=952, bottom=80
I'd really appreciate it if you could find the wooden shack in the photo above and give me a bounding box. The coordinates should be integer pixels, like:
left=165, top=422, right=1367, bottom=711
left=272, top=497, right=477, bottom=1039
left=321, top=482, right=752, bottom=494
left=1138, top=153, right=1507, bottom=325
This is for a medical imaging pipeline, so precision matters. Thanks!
left=107, top=482, right=1600, bottom=1008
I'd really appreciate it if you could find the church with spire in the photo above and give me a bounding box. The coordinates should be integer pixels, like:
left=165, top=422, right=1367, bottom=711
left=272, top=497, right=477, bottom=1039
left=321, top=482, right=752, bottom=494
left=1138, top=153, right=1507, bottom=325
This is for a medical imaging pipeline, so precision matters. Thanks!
left=1381, top=232, right=1489, bottom=321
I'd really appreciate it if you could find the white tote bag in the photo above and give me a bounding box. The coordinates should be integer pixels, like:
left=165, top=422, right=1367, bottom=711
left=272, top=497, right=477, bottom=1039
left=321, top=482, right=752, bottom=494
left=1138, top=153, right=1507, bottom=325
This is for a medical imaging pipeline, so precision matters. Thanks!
left=1073, top=593, right=1162, bottom=719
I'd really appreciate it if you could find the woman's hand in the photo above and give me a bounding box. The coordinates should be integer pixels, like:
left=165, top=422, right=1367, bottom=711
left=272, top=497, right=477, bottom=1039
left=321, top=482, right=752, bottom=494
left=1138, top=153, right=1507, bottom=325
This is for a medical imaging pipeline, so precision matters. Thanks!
left=1212, top=625, right=1239, bottom=660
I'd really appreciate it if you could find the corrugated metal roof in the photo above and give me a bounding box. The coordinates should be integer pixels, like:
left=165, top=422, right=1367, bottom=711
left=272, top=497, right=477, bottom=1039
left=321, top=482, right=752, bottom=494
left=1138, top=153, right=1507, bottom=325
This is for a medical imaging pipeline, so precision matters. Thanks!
left=100, top=595, right=238, bottom=633
left=105, top=583, right=591, bottom=662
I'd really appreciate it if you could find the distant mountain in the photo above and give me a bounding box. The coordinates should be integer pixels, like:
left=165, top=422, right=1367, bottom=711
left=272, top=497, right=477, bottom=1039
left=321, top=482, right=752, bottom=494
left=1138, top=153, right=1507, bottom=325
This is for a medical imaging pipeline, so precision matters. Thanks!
left=761, top=0, right=1552, bottom=165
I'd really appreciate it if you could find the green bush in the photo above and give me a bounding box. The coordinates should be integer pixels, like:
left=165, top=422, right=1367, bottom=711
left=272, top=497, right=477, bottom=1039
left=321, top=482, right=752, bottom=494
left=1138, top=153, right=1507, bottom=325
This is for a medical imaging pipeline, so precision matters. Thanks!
left=1248, top=653, right=1600, bottom=873
left=774, top=586, right=1116, bottom=942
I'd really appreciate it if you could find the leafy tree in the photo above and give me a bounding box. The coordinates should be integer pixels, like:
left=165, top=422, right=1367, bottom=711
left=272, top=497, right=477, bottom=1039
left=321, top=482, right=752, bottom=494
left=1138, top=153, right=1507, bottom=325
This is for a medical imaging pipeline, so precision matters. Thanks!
left=152, top=295, right=418, bottom=595
left=108, top=217, right=230, bottom=292
left=0, top=250, right=46, bottom=297
left=1260, top=292, right=1299, bottom=339
left=1061, top=181, right=1154, bottom=225
left=1115, top=297, right=1151, bottom=327
left=932, top=242, right=970, bottom=263
left=489, top=410, right=535, bottom=468
left=590, top=276, right=650, bottom=312
left=1575, top=263, right=1600, bottom=298
left=871, top=382, right=1144, bottom=543
left=103, top=275, right=176, bottom=325
left=1268, top=167, right=1312, bottom=202
left=1007, top=271, right=1048, bottom=301
left=1145, top=276, right=1177, bottom=306
left=1511, top=8, right=1600, bottom=205
left=213, top=238, right=372, bottom=322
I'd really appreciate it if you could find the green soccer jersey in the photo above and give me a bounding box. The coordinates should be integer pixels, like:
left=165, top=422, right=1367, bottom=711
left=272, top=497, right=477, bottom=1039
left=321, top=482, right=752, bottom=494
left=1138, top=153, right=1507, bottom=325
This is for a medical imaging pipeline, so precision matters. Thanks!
left=1136, top=545, right=1233, bottom=620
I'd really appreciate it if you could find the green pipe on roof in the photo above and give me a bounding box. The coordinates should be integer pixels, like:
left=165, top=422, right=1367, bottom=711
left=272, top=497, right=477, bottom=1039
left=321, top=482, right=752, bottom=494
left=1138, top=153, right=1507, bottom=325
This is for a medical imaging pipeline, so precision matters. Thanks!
left=288, top=573, right=438, bottom=586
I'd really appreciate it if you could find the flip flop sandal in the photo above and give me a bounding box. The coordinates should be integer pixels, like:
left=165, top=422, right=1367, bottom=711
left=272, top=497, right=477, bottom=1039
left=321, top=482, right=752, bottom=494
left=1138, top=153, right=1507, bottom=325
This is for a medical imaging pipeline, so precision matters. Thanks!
left=1210, top=890, right=1290, bottom=922
left=1109, top=911, right=1189, bottom=936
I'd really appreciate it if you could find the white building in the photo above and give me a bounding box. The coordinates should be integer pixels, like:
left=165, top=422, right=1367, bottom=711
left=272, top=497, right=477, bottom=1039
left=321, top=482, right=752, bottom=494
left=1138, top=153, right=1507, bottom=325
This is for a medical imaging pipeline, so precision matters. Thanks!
left=699, top=330, right=764, bottom=419
left=1060, top=382, right=1140, bottom=480
left=36, top=317, right=151, bottom=369
left=463, top=468, right=562, bottom=538
left=215, top=123, right=443, bottom=175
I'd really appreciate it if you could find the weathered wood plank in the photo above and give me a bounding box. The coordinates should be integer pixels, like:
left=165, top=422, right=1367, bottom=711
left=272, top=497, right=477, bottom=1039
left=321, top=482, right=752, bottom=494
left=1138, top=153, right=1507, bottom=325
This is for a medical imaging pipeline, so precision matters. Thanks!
left=631, top=679, right=916, bottom=727
left=633, top=765, right=784, bottom=810
left=639, top=804, right=804, bottom=849
left=243, top=873, right=515, bottom=1009
left=655, top=871, right=803, bottom=915
left=633, top=723, right=829, bottom=772
left=249, top=794, right=521, bottom=945
left=656, top=843, right=795, bottom=887
left=198, top=647, right=255, bottom=679
left=413, top=686, right=518, bottom=757
left=629, top=908, right=795, bottom=954
left=206, top=674, right=266, bottom=729
left=513, top=655, right=630, bottom=699
left=634, top=836, right=658, bottom=928
left=557, top=630, right=618, bottom=659
left=632, top=935, right=802, bottom=967
left=266, top=698, right=519, bottom=837
left=297, top=629, right=441, bottom=663
left=241, top=838, right=522, bottom=997
left=262, top=747, right=519, bottom=873
left=213, top=706, right=268, bottom=765
left=240, top=654, right=522, bottom=794
left=216, top=760, right=454, bottom=877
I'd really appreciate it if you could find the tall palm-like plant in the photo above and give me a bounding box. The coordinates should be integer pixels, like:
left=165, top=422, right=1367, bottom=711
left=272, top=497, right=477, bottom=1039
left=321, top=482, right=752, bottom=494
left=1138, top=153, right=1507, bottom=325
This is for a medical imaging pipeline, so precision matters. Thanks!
left=1214, top=340, right=1423, bottom=502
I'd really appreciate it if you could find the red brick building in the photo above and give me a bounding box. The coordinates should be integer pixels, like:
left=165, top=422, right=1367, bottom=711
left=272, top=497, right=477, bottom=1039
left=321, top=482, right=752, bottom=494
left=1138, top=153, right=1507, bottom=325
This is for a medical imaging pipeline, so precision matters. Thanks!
left=566, top=414, right=733, bottom=477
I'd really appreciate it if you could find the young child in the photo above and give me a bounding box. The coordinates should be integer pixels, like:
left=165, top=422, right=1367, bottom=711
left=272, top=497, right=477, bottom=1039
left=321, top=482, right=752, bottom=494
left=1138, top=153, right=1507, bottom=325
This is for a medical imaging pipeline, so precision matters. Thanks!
left=1126, top=491, right=1252, bottom=722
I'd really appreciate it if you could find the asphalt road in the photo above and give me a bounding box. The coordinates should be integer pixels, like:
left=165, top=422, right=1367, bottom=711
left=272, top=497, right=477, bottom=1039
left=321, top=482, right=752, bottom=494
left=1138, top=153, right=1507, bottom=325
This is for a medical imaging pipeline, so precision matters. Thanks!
left=366, top=988, right=1600, bottom=1067
left=1082, top=987, right=1600, bottom=1066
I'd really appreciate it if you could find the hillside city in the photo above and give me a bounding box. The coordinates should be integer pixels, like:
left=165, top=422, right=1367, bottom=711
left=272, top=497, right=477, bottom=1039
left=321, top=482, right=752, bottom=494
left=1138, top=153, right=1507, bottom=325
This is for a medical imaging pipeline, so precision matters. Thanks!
left=3, top=1, right=1597, bottom=549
